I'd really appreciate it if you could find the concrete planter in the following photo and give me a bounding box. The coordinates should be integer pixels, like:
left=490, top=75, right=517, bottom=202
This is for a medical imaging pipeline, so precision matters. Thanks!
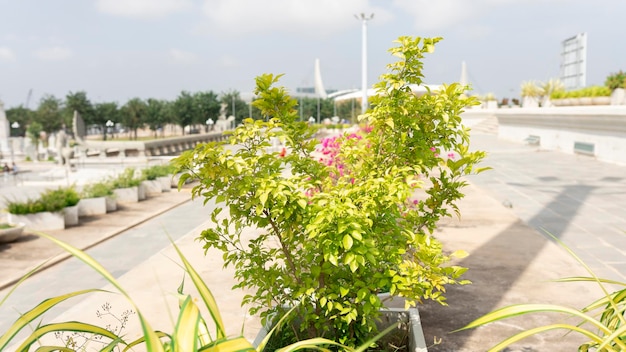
left=157, top=176, right=171, bottom=192
left=113, top=187, right=139, bottom=204
left=254, top=296, right=427, bottom=351
left=8, top=212, right=65, bottom=231
left=106, top=196, right=117, bottom=212
left=141, top=180, right=162, bottom=197
left=64, top=205, right=79, bottom=226
left=138, top=183, right=146, bottom=201
left=78, top=197, right=107, bottom=216
left=0, top=223, right=25, bottom=243
left=592, top=96, right=611, bottom=105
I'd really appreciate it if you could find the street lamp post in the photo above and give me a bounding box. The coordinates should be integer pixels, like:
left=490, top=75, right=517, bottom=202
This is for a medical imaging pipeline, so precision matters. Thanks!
left=206, top=118, right=214, bottom=132
left=355, top=13, right=374, bottom=114
left=105, top=120, right=114, bottom=140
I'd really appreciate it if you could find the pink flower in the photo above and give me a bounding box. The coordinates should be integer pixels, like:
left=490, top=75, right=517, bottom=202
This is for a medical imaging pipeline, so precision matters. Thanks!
left=447, top=153, right=455, bottom=159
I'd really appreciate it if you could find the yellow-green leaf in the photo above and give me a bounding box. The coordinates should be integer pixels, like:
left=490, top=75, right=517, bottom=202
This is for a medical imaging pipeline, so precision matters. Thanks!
left=342, top=235, right=353, bottom=250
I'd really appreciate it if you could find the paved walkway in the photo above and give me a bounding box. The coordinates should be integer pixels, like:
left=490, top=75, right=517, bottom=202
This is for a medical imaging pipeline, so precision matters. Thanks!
left=468, top=132, right=626, bottom=283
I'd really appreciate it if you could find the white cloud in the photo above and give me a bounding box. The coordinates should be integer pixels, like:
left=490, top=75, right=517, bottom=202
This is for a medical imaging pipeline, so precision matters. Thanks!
left=96, top=0, right=192, bottom=19
left=201, top=0, right=392, bottom=36
left=34, top=46, right=73, bottom=61
left=391, top=0, right=567, bottom=31
left=219, top=55, right=240, bottom=68
left=169, top=49, right=199, bottom=64
left=391, top=0, right=479, bottom=31
left=0, top=47, right=17, bottom=61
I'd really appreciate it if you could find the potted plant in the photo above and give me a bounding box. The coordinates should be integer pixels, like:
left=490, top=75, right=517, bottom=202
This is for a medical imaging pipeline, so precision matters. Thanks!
left=0, top=222, right=25, bottom=243
left=110, top=168, right=142, bottom=203
left=140, top=164, right=175, bottom=196
left=540, top=79, right=564, bottom=107
left=79, top=180, right=117, bottom=215
left=5, top=186, right=80, bottom=230
left=605, top=70, right=626, bottom=105
left=142, top=163, right=175, bottom=192
left=521, top=80, right=541, bottom=107
left=174, top=36, right=487, bottom=349
left=42, top=186, right=81, bottom=226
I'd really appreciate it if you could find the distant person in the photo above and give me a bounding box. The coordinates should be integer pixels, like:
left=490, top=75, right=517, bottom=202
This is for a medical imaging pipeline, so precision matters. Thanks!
left=2, top=163, right=9, bottom=181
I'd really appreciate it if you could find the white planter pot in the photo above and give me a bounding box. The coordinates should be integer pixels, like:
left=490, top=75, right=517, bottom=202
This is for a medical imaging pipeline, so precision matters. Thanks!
left=592, top=96, right=611, bottom=105
left=0, top=223, right=25, bottom=243
left=522, top=96, right=539, bottom=108
left=64, top=205, right=79, bottom=226
left=78, top=197, right=107, bottom=216
left=610, top=88, right=625, bottom=105
left=141, top=180, right=162, bottom=197
left=113, top=187, right=139, bottom=204
left=254, top=305, right=426, bottom=351
left=138, top=183, right=146, bottom=201
left=8, top=212, right=65, bottom=231
left=106, top=196, right=117, bottom=212
left=157, top=176, right=171, bottom=192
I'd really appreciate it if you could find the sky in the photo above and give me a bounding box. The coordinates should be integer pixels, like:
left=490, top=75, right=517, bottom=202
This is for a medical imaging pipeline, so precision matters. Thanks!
left=0, top=0, right=623, bottom=109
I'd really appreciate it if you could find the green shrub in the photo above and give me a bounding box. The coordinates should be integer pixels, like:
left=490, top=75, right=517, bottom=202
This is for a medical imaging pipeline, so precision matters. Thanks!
left=141, top=164, right=175, bottom=181
left=110, top=168, right=142, bottom=188
left=605, top=70, right=626, bottom=91
left=174, top=36, right=487, bottom=348
left=81, top=181, right=115, bottom=198
left=5, top=186, right=80, bottom=214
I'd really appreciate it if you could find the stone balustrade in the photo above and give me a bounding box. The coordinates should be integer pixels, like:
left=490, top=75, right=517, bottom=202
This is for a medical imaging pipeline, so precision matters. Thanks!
left=78, top=131, right=227, bottom=159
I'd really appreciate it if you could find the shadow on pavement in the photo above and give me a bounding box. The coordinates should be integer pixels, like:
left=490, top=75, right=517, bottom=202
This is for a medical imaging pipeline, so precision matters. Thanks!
left=418, top=185, right=595, bottom=351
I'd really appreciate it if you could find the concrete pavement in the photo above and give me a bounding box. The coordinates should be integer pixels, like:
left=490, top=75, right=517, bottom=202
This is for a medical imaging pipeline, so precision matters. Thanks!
left=0, top=130, right=625, bottom=351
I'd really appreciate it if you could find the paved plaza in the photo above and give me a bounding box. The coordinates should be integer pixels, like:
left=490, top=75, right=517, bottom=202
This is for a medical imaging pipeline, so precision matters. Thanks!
left=0, top=128, right=624, bottom=351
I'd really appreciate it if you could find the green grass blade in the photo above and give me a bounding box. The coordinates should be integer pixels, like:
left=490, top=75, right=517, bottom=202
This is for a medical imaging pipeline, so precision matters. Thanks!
left=555, top=276, right=626, bottom=287
left=34, top=346, right=74, bottom=352
left=173, top=295, right=200, bottom=351
left=0, top=288, right=107, bottom=350
left=16, top=321, right=123, bottom=351
left=255, top=306, right=298, bottom=352
left=487, top=324, right=605, bottom=352
left=457, top=304, right=610, bottom=335
left=170, top=239, right=226, bottom=339
left=595, top=324, right=626, bottom=351
left=0, top=259, right=51, bottom=307
left=353, top=323, right=398, bottom=352
left=276, top=338, right=351, bottom=352
left=199, top=336, right=256, bottom=352
left=122, top=331, right=170, bottom=352
left=32, top=231, right=166, bottom=352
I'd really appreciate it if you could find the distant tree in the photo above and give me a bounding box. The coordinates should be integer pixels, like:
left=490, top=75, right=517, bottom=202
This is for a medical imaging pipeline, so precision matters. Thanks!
left=26, top=121, right=43, bottom=159
left=120, top=98, right=146, bottom=140
left=144, top=98, right=170, bottom=138
left=335, top=99, right=360, bottom=123
left=220, top=91, right=248, bottom=126
left=295, top=97, right=335, bottom=123
left=172, top=91, right=196, bottom=135
left=35, top=95, right=64, bottom=136
left=65, top=91, right=93, bottom=130
left=5, top=105, right=33, bottom=137
left=194, top=91, right=221, bottom=129
left=93, top=102, right=119, bottom=140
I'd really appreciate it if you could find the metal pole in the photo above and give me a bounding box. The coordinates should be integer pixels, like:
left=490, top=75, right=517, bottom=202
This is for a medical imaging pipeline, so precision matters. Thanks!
left=356, top=13, right=374, bottom=114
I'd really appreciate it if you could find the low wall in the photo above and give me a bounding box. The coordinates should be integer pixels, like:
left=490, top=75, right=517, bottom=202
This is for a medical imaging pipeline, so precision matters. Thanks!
left=495, top=106, right=626, bottom=165
left=78, top=131, right=227, bottom=159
